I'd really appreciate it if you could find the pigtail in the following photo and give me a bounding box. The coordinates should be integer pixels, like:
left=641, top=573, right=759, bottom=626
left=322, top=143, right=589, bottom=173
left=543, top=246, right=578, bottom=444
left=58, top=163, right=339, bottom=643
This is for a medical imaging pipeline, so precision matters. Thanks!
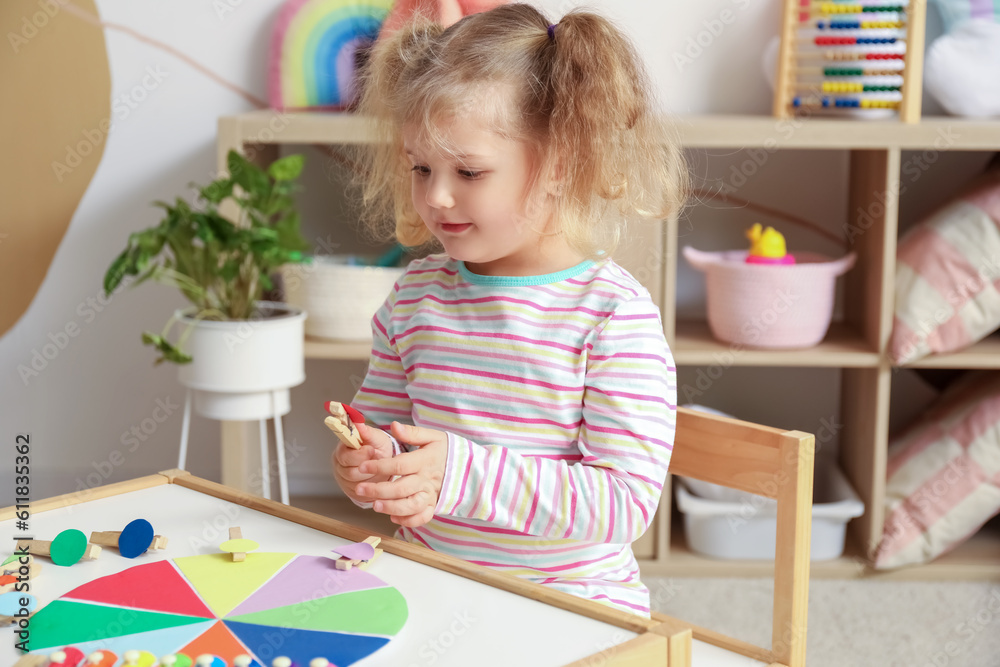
left=354, top=17, right=444, bottom=247
left=548, top=11, right=687, bottom=254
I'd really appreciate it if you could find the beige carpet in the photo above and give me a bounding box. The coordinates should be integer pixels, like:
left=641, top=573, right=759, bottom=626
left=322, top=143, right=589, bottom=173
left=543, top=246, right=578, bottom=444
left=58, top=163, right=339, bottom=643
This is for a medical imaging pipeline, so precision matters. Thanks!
left=648, top=576, right=1000, bottom=667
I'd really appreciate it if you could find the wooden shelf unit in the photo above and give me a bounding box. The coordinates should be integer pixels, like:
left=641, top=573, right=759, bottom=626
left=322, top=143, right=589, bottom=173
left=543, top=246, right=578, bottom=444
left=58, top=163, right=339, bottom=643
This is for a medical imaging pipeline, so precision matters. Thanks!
left=219, top=111, right=1000, bottom=580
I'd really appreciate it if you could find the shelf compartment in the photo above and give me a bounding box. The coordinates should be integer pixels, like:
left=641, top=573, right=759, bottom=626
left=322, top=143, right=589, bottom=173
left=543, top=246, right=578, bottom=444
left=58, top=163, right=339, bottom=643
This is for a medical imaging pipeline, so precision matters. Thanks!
left=901, top=334, right=1000, bottom=369
left=304, top=336, right=371, bottom=360
left=639, top=518, right=1000, bottom=580
left=672, top=320, right=879, bottom=367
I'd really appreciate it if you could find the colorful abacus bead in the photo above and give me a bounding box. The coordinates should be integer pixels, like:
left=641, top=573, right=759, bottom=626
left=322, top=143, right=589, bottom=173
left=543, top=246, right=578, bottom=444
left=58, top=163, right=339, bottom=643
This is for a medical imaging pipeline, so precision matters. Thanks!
left=48, top=648, right=86, bottom=667
left=193, top=657, right=224, bottom=667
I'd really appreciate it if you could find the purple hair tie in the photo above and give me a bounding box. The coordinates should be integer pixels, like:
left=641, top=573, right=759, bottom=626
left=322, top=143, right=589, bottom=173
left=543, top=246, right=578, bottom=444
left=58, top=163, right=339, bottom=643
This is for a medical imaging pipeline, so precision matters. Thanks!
left=547, top=23, right=557, bottom=41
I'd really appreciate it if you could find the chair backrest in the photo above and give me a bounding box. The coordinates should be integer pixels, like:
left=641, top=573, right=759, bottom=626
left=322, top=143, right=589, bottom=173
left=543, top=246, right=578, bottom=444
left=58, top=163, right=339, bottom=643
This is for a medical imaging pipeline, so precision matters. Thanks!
left=665, top=407, right=815, bottom=667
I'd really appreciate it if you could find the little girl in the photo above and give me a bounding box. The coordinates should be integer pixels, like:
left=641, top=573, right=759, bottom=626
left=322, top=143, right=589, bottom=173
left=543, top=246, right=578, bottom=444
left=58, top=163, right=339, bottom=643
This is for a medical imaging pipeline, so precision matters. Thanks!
left=332, top=3, right=684, bottom=618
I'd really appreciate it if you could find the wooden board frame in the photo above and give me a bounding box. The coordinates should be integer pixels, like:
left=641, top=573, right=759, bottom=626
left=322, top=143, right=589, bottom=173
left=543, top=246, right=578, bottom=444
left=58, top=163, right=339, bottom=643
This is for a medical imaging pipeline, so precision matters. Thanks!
left=3, top=470, right=690, bottom=667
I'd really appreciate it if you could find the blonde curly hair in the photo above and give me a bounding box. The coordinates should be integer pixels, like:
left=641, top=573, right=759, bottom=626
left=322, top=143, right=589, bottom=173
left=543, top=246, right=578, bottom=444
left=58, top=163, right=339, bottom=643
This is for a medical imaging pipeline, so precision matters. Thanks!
left=355, top=3, right=686, bottom=257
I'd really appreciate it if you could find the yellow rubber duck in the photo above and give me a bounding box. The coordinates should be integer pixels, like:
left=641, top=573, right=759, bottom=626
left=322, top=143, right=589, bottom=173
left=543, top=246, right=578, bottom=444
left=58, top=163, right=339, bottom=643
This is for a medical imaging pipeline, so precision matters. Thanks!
left=746, top=223, right=795, bottom=265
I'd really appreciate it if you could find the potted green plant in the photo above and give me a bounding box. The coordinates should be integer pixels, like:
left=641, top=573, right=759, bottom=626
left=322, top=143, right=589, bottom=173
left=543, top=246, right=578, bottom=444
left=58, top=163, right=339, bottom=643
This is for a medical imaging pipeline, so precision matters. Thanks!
left=103, top=150, right=311, bottom=422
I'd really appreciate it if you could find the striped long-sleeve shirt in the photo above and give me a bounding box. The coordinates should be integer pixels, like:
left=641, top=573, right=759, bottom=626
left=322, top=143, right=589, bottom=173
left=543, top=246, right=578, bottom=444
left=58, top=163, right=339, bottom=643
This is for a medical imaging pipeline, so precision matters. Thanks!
left=351, top=253, right=676, bottom=617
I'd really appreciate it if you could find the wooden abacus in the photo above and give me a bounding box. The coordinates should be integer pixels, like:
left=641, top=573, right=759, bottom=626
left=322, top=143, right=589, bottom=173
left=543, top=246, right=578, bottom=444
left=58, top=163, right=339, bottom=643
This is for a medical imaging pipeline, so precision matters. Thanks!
left=773, top=0, right=927, bottom=122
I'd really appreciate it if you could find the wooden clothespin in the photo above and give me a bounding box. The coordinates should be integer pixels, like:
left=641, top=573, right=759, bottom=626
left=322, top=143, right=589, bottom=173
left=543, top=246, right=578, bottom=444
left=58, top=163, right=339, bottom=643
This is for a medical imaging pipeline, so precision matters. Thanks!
left=17, top=529, right=100, bottom=567
left=323, top=401, right=364, bottom=449
left=333, top=536, right=382, bottom=571
left=11, top=655, right=48, bottom=667
left=0, top=591, right=37, bottom=625
left=359, top=540, right=383, bottom=572
left=2, top=553, right=41, bottom=580
left=220, top=527, right=259, bottom=562
left=90, top=519, right=168, bottom=559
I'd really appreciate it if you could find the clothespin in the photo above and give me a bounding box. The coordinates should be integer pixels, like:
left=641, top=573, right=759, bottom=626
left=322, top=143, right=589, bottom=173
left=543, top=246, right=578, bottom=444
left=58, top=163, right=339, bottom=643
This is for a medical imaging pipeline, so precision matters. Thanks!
left=323, top=401, right=364, bottom=449
left=333, top=536, right=382, bottom=571
left=0, top=573, right=17, bottom=593
left=220, top=527, right=259, bottom=562
left=17, top=529, right=100, bottom=566
left=90, top=519, right=168, bottom=559
left=0, top=591, right=37, bottom=624
left=2, top=553, right=41, bottom=580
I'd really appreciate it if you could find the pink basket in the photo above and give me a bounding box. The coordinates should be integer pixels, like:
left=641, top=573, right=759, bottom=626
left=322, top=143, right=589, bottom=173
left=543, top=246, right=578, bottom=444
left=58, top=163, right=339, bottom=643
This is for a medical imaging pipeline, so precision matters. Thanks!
left=683, top=247, right=856, bottom=349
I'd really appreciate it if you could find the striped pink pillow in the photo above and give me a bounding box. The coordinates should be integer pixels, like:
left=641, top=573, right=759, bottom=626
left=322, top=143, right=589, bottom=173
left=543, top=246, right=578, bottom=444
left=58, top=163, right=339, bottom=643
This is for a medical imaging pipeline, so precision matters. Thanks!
left=889, top=170, right=1000, bottom=365
left=874, top=372, right=1000, bottom=569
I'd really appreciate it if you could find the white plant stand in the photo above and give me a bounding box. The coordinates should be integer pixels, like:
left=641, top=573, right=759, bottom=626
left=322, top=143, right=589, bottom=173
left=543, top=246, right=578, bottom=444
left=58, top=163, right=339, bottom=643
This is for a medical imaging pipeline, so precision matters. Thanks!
left=173, top=301, right=305, bottom=505
left=177, top=388, right=292, bottom=504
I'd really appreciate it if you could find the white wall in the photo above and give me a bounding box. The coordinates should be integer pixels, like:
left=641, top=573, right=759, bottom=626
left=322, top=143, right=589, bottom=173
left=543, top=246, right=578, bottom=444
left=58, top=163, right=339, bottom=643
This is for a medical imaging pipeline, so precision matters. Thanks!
left=2, top=0, right=963, bottom=500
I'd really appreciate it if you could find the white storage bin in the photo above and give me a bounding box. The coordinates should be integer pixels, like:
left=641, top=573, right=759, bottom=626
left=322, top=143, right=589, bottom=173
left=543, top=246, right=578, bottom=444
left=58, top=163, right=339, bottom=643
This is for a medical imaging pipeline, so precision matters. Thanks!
left=283, top=255, right=405, bottom=341
left=675, top=462, right=865, bottom=561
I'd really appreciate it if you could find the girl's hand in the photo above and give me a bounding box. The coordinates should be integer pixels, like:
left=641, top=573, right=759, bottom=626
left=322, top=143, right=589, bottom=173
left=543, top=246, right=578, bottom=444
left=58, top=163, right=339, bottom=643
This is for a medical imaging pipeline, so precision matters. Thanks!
left=355, top=421, right=448, bottom=528
left=331, top=423, right=396, bottom=505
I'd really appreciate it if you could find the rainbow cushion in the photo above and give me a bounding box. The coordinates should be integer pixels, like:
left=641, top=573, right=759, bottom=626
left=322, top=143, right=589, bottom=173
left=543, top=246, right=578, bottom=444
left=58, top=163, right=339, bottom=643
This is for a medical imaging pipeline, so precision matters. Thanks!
left=269, top=0, right=394, bottom=111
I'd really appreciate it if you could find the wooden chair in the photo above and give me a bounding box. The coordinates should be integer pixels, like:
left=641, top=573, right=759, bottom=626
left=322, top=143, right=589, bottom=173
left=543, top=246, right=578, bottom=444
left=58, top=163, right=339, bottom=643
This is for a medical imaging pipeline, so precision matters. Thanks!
left=654, top=407, right=815, bottom=667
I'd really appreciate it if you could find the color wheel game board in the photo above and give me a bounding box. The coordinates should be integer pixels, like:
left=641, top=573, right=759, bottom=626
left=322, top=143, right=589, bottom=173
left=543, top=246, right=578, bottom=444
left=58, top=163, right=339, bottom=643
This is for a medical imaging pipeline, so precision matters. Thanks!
left=1, top=472, right=696, bottom=667
left=24, top=552, right=407, bottom=665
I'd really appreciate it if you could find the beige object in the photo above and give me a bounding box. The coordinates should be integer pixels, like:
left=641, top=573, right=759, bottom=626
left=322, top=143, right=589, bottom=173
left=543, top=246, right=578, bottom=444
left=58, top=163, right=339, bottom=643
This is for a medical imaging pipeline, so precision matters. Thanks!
left=334, top=535, right=383, bottom=571
left=0, top=0, right=110, bottom=337
left=2, top=554, right=40, bottom=579
left=89, top=530, right=168, bottom=551
left=324, top=401, right=362, bottom=449
left=283, top=258, right=405, bottom=341
left=16, top=539, right=101, bottom=562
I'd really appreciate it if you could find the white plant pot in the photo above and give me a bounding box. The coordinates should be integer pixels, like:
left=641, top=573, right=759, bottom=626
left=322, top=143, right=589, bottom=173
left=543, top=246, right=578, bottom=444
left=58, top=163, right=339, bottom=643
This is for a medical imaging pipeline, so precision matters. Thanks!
left=175, top=301, right=306, bottom=421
